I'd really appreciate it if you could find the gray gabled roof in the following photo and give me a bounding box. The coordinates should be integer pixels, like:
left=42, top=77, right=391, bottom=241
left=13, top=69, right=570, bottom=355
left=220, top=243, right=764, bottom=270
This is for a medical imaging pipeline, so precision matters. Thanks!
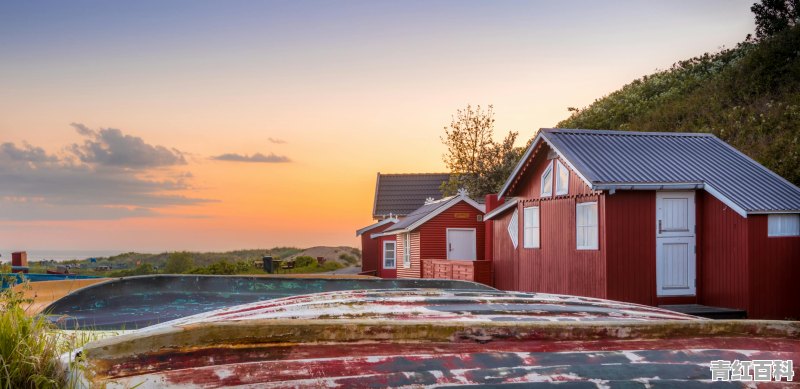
left=355, top=218, right=398, bottom=237
left=500, top=129, right=800, bottom=216
left=382, top=192, right=485, bottom=234
left=372, top=173, right=451, bottom=219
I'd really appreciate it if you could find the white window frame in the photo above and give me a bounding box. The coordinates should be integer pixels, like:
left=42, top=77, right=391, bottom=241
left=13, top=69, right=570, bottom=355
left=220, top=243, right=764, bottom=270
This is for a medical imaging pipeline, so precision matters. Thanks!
left=540, top=161, right=553, bottom=197
left=555, top=160, right=569, bottom=196
left=508, top=211, right=519, bottom=249
left=576, top=201, right=599, bottom=250
left=768, top=214, right=800, bottom=237
left=523, top=206, right=540, bottom=248
left=403, top=233, right=411, bottom=267
left=383, top=240, right=396, bottom=269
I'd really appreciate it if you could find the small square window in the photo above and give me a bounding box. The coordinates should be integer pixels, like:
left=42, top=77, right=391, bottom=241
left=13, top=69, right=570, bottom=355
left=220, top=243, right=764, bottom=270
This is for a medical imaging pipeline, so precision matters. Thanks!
left=768, top=214, right=800, bottom=237
left=541, top=162, right=553, bottom=197
left=555, top=160, right=569, bottom=196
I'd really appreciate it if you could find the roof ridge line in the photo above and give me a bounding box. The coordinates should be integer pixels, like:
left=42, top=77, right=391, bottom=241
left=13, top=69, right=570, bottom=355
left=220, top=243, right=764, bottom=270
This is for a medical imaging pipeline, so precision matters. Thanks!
left=544, top=128, right=716, bottom=137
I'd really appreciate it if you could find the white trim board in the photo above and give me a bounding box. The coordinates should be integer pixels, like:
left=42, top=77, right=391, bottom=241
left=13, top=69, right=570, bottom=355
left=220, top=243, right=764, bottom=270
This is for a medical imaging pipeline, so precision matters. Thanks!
left=382, top=193, right=485, bottom=235
left=356, top=218, right=399, bottom=236
left=484, top=198, right=519, bottom=221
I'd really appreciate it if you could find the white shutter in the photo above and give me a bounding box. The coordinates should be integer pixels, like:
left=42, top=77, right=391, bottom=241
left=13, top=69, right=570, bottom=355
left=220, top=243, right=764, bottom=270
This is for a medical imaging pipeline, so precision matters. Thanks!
left=508, top=211, right=519, bottom=248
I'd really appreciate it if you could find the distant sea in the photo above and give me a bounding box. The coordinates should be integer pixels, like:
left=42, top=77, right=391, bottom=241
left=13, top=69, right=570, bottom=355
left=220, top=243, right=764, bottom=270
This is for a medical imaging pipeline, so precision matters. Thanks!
left=0, top=249, right=129, bottom=262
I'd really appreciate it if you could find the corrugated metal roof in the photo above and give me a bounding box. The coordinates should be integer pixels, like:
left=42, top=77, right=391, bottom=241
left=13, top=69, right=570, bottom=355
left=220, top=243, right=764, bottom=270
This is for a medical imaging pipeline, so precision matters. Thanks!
left=372, top=173, right=451, bottom=218
left=503, top=129, right=800, bottom=214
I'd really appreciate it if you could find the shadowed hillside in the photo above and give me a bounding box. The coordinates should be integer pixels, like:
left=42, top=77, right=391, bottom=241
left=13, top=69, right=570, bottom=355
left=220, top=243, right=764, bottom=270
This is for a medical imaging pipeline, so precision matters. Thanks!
left=557, top=26, right=800, bottom=185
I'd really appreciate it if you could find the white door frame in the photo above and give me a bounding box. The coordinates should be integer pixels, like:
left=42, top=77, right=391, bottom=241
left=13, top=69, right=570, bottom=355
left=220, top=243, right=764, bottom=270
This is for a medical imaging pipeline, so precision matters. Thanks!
left=446, top=228, right=477, bottom=261
left=656, top=191, right=696, bottom=296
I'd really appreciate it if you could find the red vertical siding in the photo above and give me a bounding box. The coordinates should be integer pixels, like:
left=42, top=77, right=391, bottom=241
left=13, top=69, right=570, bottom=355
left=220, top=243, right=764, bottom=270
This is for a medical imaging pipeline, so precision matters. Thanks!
left=516, top=196, right=606, bottom=298
left=699, top=193, right=749, bottom=312
left=500, top=143, right=607, bottom=298
left=399, top=201, right=486, bottom=280
left=605, top=191, right=656, bottom=305
left=492, top=211, right=517, bottom=291
left=419, top=201, right=485, bottom=261
left=747, top=215, right=800, bottom=319
left=359, top=222, right=394, bottom=275
left=397, top=232, right=421, bottom=278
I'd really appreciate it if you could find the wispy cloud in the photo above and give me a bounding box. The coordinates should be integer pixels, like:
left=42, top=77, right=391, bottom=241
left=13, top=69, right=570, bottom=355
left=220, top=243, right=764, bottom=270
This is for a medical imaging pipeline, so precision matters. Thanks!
left=268, top=137, right=287, bottom=144
left=69, top=123, right=186, bottom=169
left=211, top=152, right=290, bottom=163
left=0, top=125, right=211, bottom=221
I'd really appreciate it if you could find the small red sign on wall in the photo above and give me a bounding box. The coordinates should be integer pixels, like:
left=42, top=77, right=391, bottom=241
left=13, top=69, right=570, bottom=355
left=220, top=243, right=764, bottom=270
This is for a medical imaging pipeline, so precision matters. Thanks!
left=454, top=212, right=470, bottom=219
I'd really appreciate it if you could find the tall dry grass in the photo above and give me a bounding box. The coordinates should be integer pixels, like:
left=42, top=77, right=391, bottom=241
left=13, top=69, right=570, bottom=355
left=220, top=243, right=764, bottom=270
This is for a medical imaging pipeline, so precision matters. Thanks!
left=0, top=279, right=69, bottom=388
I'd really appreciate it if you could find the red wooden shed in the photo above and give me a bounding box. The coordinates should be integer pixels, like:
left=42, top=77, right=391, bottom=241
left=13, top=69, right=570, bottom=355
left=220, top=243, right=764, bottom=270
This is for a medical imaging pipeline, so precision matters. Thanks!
left=356, top=173, right=451, bottom=277
left=377, top=190, right=491, bottom=285
left=486, top=129, right=800, bottom=320
left=355, top=218, right=398, bottom=277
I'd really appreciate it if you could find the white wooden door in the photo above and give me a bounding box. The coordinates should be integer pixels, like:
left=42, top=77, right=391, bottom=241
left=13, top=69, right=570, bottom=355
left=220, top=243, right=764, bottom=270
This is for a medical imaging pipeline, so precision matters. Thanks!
left=656, top=191, right=696, bottom=296
left=447, top=228, right=476, bottom=260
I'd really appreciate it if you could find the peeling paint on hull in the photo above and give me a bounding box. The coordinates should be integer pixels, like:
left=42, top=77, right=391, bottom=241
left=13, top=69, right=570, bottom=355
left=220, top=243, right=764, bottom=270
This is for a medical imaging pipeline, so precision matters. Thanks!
left=65, top=289, right=800, bottom=388
left=43, top=275, right=494, bottom=330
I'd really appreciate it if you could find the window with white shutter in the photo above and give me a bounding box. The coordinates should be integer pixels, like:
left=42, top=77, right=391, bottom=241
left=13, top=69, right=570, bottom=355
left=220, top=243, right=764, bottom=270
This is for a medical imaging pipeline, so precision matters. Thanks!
left=523, top=206, right=540, bottom=248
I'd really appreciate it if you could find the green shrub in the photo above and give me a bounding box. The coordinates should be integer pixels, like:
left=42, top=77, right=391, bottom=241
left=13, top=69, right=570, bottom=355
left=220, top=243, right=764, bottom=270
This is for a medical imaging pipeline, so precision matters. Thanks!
left=188, top=259, right=252, bottom=275
left=164, top=252, right=194, bottom=274
left=108, top=263, right=156, bottom=277
left=558, top=25, right=800, bottom=185
left=293, top=256, right=316, bottom=267
left=338, top=253, right=358, bottom=265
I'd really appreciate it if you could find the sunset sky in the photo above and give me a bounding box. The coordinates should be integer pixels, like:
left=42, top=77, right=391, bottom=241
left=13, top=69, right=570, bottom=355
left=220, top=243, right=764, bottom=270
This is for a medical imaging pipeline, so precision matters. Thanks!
left=0, top=0, right=755, bottom=254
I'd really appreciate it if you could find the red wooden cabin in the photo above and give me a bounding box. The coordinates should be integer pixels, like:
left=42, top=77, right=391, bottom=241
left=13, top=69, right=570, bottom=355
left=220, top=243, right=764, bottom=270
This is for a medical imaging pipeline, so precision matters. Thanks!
left=486, top=129, right=800, bottom=319
left=356, top=173, right=450, bottom=276
left=355, top=218, right=398, bottom=277
left=376, top=191, right=491, bottom=285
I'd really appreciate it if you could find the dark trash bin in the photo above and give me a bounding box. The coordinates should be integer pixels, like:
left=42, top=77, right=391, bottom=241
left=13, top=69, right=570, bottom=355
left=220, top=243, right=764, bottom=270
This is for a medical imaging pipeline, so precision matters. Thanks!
left=262, top=256, right=274, bottom=273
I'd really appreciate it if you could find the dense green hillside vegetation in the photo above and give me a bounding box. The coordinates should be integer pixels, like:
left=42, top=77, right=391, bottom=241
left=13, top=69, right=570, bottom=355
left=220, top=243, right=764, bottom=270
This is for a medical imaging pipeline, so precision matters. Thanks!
left=558, top=26, right=800, bottom=185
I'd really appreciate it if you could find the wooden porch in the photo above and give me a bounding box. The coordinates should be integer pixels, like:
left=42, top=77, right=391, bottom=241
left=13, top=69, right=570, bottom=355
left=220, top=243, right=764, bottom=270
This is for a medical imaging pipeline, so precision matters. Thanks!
left=420, top=258, right=492, bottom=286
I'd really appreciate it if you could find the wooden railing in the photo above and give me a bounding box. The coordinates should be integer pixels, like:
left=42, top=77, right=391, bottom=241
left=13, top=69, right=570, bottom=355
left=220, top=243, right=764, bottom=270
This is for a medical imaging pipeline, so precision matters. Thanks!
left=420, top=259, right=492, bottom=286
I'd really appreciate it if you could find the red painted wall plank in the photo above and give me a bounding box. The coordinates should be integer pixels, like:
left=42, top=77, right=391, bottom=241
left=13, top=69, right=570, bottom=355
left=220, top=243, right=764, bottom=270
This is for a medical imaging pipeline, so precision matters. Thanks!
left=501, top=143, right=606, bottom=298
left=419, top=201, right=485, bottom=261
left=605, top=191, right=656, bottom=306
left=359, top=222, right=395, bottom=275
left=492, top=211, right=517, bottom=291
left=699, top=192, right=749, bottom=312
left=747, top=215, right=800, bottom=319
